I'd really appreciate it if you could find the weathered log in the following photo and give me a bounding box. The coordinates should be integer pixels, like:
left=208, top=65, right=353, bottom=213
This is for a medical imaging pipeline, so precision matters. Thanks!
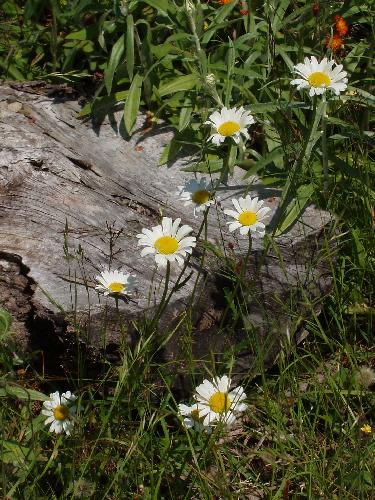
left=0, top=84, right=334, bottom=388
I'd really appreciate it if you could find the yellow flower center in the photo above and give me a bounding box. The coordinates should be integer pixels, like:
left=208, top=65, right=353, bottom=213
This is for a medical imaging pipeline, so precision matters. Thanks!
left=217, top=121, right=241, bottom=137
left=108, top=282, right=125, bottom=293
left=208, top=391, right=231, bottom=413
left=154, top=236, right=179, bottom=255
left=191, top=190, right=210, bottom=205
left=238, top=211, right=257, bottom=226
left=307, top=71, right=331, bottom=88
left=361, top=424, right=372, bottom=434
left=53, top=404, right=69, bottom=421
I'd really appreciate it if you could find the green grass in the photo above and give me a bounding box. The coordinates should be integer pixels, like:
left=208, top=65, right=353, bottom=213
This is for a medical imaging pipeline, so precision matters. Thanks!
left=1, top=0, right=375, bottom=498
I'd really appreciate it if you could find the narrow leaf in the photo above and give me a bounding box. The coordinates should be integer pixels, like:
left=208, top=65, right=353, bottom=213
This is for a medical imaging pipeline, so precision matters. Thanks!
left=104, top=34, right=125, bottom=95
left=157, top=74, right=199, bottom=97
left=273, top=184, right=314, bottom=237
left=124, top=74, right=143, bottom=135
left=126, top=14, right=135, bottom=81
left=0, top=384, right=49, bottom=401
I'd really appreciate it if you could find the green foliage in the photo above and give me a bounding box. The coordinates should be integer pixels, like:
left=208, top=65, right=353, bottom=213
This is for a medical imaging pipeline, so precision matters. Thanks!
left=0, top=308, right=12, bottom=338
left=1, top=0, right=375, bottom=498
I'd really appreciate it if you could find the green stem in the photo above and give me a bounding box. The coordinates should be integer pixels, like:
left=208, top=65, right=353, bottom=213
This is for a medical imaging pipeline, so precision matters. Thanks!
left=321, top=94, right=328, bottom=195
left=50, top=0, right=58, bottom=73
left=186, top=3, right=206, bottom=79
left=150, top=261, right=171, bottom=329
left=218, top=231, right=253, bottom=331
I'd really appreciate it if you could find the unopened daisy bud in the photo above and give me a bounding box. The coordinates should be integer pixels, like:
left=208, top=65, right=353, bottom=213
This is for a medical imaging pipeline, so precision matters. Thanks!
left=72, top=479, right=96, bottom=498
left=205, top=73, right=216, bottom=86
left=354, top=366, right=375, bottom=389
left=185, top=0, right=195, bottom=14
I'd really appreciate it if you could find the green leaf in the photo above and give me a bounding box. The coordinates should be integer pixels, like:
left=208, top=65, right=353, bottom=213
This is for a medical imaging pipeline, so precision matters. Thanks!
left=159, top=138, right=183, bottom=165
left=242, top=147, right=284, bottom=177
left=126, top=14, right=135, bottom=81
left=0, top=384, right=48, bottom=401
left=0, top=440, right=43, bottom=465
left=249, top=102, right=308, bottom=113
left=272, top=0, right=291, bottom=33
left=183, top=159, right=223, bottom=173
left=351, top=227, right=366, bottom=268
left=142, top=0, right=173, bottom=17
left=157, top=74, right=200, bottom=97
left=178, top=106, right=193, bottom=132
left=0, top=308, right=12, bottom=336
left=104, top=34, right=125, bottom=95
left=124, top=73, right=143, bottom=135
left=65, top=29, right=88, bottom=40
left=273, top=184, right=314, bottom=237
left=78, top=90, right=129, bottom=118
left=343, top=87, right=375, bottom=108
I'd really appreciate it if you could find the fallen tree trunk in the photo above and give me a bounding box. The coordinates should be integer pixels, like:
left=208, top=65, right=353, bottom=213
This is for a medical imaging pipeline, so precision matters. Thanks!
left=0, top=83, right=334, bottom=390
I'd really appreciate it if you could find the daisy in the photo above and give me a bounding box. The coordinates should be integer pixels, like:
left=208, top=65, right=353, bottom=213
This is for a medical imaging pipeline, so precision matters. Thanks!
left=291, top=56, right=348, bottom=96
left=205, top=106, right=255, bottom=145
left=95, top=268, right=136, bottom=296
left=176, top=177, right=215, bottom=216
left=42, top=391, right=76, bottom=435
left=178, top=403, right=212, bottom=433
left=224, top=195, right=271, bottom=237
left=195, top=375, right=247, bottom=426
left=136, top=217, right=196, bottom=267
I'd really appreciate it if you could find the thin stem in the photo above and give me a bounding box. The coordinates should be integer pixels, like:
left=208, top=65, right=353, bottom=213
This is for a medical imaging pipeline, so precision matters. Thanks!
left=150, top=261, right=171, bottom=329
left=321, top=94, right=329, bottom=195
left=218, top=231, right=253, bottom=331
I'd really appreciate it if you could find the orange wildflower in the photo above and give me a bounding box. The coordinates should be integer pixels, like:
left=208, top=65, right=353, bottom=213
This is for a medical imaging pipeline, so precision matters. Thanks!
left=326, top=33, right=344, bottom=52
left=334, top=15, right=349, bottom=36
left=219, top=0, right=232, bottom=4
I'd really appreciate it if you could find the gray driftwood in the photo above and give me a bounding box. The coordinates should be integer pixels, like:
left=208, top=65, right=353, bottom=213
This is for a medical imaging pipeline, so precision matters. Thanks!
left=0, top=84, right=334, bottom=390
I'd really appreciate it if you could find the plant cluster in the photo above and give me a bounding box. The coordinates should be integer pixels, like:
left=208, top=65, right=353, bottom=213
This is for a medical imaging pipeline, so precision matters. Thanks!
left=1, top=0, right=375, bottom=497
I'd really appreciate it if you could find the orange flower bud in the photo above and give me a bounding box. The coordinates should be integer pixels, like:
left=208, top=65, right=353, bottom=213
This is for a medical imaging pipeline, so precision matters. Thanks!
left=334, top=15, right=349, bottom=36
left=312, top=3, right=320, bottom=16
left=325, top=33, right=344, bottom=52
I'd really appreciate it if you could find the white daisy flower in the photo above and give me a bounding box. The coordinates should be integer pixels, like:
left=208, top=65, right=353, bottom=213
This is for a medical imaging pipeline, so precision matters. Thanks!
left=136, top=217, right=196, bottom=268
left=224, top=195, right=271, bottom=237
left=41, top=390, right=77, bottom=435
left=176, top=177, right=215, bottom=216
left=195, top=375, right=247, bottom=426
left=291, top=56, right=348, bottom=96
left=205, top=106, right=255, bottom=145
left=178, top=403, right=212, bottom=433
left=95, top=268, right=136, bottom=296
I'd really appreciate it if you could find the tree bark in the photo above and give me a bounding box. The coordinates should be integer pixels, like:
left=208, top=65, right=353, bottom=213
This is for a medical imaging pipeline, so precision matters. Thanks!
left=0, top=84, right=334, bottom=389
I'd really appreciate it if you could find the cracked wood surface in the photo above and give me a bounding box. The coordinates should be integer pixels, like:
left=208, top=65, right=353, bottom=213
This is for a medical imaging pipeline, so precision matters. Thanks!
left=0, top=85, right=335, bottom=383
